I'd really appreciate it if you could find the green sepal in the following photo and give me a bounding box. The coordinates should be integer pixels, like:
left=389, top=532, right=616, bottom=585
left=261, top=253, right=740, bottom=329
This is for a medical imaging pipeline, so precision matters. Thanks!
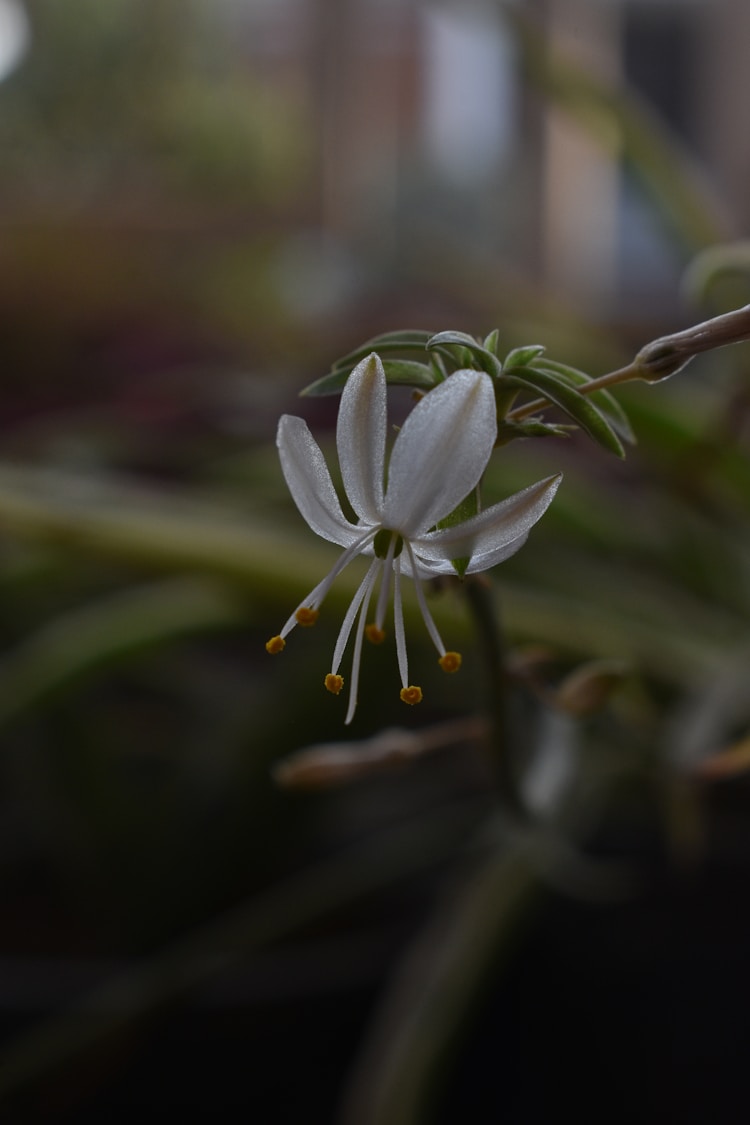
left=426, top=331, right=504, bottom=378
left=504, top=344, right=546, bottom=368
left=451, top=554, right=472, bottom=579
left=531, top=358, right=636, bottom=444
left=374, top=529, right=403, bottom=559
left=503, top=366, right=626, bottom=457
left=302, top=359, right=438, bottom=397
left=436, top=489, right=478, bottom=579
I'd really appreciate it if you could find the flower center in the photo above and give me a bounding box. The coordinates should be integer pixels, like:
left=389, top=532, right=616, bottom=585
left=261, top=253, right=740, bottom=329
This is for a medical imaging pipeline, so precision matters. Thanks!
left=373, top=529, right=403, bottom=559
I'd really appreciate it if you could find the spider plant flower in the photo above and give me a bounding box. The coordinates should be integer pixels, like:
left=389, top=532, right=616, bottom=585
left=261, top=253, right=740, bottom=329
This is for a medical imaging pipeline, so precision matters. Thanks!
left=266, top=353, right=561, bottom=723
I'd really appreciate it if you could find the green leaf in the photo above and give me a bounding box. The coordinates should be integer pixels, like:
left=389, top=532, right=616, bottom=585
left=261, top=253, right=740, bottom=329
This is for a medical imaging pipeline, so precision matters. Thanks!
left=531, top=358, right=636, bottom=444
left=483, top=328, right=501, bottom=355
left=426, top=331, right=503, bottom=378
left=504, top=344, right=546, bottom=368
left=330, top=330, right=434, bottom=371
left=503, top=367, right=625, bottom=457
left=0, top=579, right=245, bottom=729
left=496, top=419, right=574, bottom=444
left=302, top=359, right=438, bottom=397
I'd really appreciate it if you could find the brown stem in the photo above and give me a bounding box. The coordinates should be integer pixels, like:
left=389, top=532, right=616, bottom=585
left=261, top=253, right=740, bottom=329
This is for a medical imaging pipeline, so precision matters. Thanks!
left=506, top=304, right=750, bottom=423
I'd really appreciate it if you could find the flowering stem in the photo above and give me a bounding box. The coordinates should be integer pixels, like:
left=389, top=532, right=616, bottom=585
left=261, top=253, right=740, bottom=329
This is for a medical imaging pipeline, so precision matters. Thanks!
left=506, top=362, right=639, bottom=422
left=506, top=303, right=750, bottom=424
left=464, top=576, right=523, bottom=814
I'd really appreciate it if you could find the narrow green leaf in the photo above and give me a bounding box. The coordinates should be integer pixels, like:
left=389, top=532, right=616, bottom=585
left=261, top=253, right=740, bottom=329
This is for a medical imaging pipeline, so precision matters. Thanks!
left=504, top=344, right=546, bottom=368
left=483, top=328, right=501, bottom=355
left=532, top=358, right=636, bottom=444
left=503, top=367, right=625, bottom=457
left=426, top=332, right=503, bottom=378
left=330, top=330, right=433, bottom=371
left=427, top=330, right=479, bottom=348
left=302, top=359, right=437, bottom=397
left=0, top=579, right=245, bottom=729
left=496, top=419, right=574, bottom=444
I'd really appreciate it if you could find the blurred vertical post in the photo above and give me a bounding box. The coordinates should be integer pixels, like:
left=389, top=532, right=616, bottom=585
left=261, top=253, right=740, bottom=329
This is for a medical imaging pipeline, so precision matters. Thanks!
left=540, top=0, right=622, bottom=311
left=697, top=0, right=750, bottom=233
left=311, top=0, right=414, bottom=258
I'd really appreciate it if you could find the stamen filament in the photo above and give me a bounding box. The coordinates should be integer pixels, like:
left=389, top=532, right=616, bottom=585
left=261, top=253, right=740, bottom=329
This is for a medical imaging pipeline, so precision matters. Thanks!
left=278, top=526, right=378, bottom=639
left=393, top=554, right=409, bottom=689
left=403, top=540, right=448, bottom=657
left=332, top=558, right=381, bottom=676
left=374, top=532, right=397, bottom=631
left=345, top=564, right=380, bottom=725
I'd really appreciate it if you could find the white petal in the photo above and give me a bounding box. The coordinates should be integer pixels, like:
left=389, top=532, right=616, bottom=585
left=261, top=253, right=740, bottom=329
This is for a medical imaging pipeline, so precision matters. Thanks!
left=393, top=550, right=441, bottom=581
left=463, top=531, right=529, bottom=573
left=382, top=370, right=497, bottom=535
left=337, top=353, right=386, bottom=523
left=411, top=474, right=562, bottom=565
left=277, top=415, right=361, bottom=547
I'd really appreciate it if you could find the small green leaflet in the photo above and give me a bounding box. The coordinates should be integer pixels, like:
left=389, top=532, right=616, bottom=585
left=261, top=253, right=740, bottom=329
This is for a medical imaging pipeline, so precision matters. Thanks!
left=503, top=366, right=625, bottom=457
left=427, top=331, right=503, bottom=378
left=531, top=358, right=636, bottom=444
left=302, top=359, right=437, bottom=397
left=332, top=330, right=434, bottom=371
left=504, top=344, right=546, bottom=368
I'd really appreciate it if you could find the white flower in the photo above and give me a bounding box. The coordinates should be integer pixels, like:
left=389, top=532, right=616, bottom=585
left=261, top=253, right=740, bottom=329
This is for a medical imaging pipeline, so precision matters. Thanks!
left=266, top=353, right=561, bottom=723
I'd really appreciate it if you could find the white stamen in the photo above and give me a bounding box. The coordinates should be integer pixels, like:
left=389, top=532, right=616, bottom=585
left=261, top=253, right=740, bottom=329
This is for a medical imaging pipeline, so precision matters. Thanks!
left=374, top=532, right=397, bottom=630
left=345, top=564, right=380, bottom=725
left=403, top=540, right=447, bottom=657
left=393, top=555, right=409, bottom=689
left=279, top=526, right=378, bottom=639
left=332, top=559, right=380, bottom=675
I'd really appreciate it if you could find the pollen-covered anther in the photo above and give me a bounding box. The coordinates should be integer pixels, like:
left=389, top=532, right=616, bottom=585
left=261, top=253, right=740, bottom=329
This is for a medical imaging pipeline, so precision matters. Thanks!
left=325, top=673, right=344, bottom=695
left=295, top=606, right=319, bottom=627
left=400, top=685, right=423, bottom=706
left=438, top=651, right=462, bottom=674
left=365, top=624, right=386, bottom=645
left=265, top=635, right=285, bottom=655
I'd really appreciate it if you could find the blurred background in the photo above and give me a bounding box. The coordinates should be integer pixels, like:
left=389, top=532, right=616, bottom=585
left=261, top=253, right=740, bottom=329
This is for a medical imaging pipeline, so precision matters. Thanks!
left=0, top=0, right=750, bottom=1120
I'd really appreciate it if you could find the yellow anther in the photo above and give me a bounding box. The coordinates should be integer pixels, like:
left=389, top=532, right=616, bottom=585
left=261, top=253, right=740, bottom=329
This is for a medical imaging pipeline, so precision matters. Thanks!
left=438, top=651, right=462, bottom=674
left=295, top=606, right=319, bottom=627
left=325, top=673, right=344, bottom=695
left=266, top=635, right=285, bottom=655
left=365, top=624, right=386, bottom=645
left=399, top=685, right=423, bottom=706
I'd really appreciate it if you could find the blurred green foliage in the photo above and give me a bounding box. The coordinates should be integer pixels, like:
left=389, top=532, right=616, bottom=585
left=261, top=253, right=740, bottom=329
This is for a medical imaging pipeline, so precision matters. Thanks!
left=0, top=0, right=307, bottom=204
